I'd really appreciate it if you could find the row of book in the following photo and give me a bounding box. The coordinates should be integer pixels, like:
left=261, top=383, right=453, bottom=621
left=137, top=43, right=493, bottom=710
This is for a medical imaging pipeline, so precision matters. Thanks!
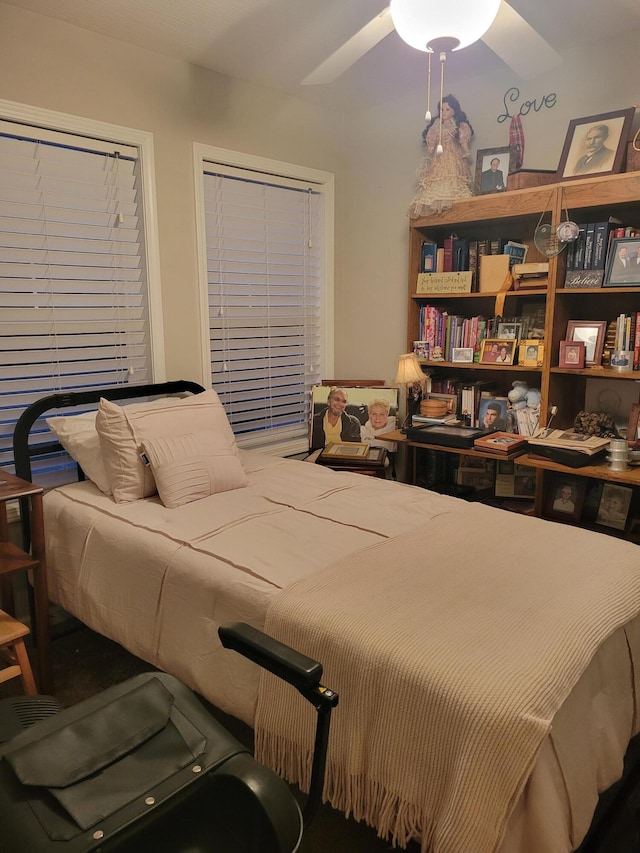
left=417, top=307, right=539, bottom=362
left=566, top=218, right=640, bottom=271
left=421, top=236, right=528, bottom=290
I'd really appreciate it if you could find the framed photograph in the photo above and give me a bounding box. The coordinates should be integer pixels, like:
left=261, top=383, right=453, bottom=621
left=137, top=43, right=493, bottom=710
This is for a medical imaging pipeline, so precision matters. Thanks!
left=479, top=338, right=516, bottom=365
left=556, top=108, right=634, bottom=181
left=519, top=339, right=544, bottom=367
left=559, top=339, right=586, bottom=369
left=477, top=397, right=507, bottom=432
left=596, top=483, right=633, bottom=531
left=566, top=320, right=607, bottom=366
left=545, top=476, right=586, bottom=523
left=310, top=385, right=399, bottom=452
left=452, top=347, right=474, bottom=363
left=321, top=441, right=370, bottom=460
left=474, top=146, right=515, bottom=195
left=603, top=237, right=640, bottom=287
left=627, top=403, right=640, bottom=444
left=497, top=321, right=523, bottom=341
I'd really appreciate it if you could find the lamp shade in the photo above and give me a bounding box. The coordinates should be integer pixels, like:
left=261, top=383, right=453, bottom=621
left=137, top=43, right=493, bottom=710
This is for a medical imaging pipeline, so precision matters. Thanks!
left=394, top=352, right=426, bottom=385
left=389, top=0, right=500, bottom=52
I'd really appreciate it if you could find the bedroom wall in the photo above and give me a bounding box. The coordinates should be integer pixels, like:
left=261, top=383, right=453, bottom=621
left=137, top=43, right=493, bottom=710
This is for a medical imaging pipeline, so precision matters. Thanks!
left=0, top=2, right=347, bottom=384
left=1, top=2, right=639, bottom=390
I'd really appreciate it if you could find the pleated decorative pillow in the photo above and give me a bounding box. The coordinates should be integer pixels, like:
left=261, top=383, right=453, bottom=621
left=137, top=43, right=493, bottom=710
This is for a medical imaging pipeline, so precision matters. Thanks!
left=141, top=431, right=247, bottom=508
left=96, top=389, right=240, bottom=503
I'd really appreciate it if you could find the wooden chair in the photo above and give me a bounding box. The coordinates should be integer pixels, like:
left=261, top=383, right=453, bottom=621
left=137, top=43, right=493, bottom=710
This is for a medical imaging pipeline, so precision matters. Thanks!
left=0, top=609, right=37, bottom=695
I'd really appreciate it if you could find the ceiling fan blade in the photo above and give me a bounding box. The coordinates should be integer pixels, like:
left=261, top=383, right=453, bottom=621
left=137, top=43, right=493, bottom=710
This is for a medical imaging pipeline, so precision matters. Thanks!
left=301, top=7, right=394, bottom=85
left=482, top=1, right=563, bottom=79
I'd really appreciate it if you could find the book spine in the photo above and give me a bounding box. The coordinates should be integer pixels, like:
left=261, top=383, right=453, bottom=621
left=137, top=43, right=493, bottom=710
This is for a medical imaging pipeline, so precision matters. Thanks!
left=443, top=236, right=455, bottom=272
left=468, top=241, right=478, bottom=292
left=572, top=223, right=587, bottom=269
left=634, top=311, right=640, bottom=370
left=421, top=241, right=438, bottom=272
left=583, top=222, right=596, bottom=269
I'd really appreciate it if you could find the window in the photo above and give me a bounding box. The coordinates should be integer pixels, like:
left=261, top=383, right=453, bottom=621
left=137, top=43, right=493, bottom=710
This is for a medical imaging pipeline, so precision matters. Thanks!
left=195, top=145, right=334, bottom=456
left=0, top=101, right=163, bottom=478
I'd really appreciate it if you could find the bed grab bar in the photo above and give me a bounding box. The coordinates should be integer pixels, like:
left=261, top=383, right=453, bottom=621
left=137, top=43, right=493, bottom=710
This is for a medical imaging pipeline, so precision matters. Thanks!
left=219, top=622, right=338, bottom=828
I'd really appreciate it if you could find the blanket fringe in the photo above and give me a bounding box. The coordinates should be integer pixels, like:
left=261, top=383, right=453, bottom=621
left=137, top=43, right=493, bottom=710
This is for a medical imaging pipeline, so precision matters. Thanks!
left=256, top=729, right=429, bottom=850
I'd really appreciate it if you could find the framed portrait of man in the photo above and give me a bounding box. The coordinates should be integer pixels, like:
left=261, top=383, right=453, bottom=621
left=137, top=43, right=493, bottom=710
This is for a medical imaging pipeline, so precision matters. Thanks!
left=556, top=109, right=634, bottom=181
left=474, top=146, right=516, bottom=195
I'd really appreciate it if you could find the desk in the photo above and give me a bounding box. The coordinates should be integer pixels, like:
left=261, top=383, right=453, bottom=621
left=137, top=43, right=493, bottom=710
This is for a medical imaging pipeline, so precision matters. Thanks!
left=0, top=471, right=51, bottom=692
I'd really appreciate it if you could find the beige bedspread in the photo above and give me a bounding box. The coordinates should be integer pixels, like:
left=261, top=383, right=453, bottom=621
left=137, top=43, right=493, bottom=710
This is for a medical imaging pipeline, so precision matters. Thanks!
left=42, top=451, right=640, bottom=852
left=255, top=504, right=640, bottom=853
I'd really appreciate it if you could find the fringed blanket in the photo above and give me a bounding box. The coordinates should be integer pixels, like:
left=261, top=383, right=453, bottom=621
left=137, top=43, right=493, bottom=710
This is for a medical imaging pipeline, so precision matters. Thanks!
left=255, top=503, right=640, bottom=852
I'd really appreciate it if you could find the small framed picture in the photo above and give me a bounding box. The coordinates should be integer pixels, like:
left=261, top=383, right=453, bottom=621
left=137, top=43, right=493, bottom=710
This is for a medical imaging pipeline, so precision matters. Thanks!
left=603, top=237, right=640, bottom=287
left=477, top=397, right=507, bottom=431
left=627, top=403, right=640, bottom=444
left=596, top=483, right=633, bottom=531
left=559, top=340, right=586, bottom=369
left=479, top=338, right=516, bottom=365
left=474, top=146, right=515, bottom=195
left=545, top=476, right=586, bottom=523
left=566, top=320, right=607, bottom=366
left=497, top=322, right=523, bottom=341
left=555, top=108, right=634, bottom=181
left=519, top=339, right=544, bottom=367
left=452, top=347, right=474, bottom=363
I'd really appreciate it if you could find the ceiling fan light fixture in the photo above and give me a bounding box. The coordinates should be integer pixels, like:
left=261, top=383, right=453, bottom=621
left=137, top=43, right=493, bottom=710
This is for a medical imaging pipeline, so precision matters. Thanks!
left=389, top=0, right=501, bottom=52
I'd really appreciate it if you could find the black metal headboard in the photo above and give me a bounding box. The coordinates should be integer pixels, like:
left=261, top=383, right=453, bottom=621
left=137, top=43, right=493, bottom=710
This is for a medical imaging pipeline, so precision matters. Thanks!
left=13, top=380, right=206, bottom=484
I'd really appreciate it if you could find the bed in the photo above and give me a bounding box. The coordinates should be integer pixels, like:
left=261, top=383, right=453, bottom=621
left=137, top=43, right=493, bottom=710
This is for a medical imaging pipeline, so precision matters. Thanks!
left=13, top=381, right=640, bottom=853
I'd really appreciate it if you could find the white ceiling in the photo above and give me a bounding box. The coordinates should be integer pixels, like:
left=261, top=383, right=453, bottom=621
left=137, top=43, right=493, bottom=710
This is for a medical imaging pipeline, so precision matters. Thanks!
left=5, top=0, right=640, bottom=111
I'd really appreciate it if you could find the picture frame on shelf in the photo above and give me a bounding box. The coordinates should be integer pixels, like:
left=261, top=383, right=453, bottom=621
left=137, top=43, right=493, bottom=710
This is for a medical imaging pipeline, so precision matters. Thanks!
left=555, top=108, right=634, bottom=181
left=596, top=483, right=633, bottom=531
left=559, top=340, right=586, bottom=369
left=479, top=338, right=516, bottom=365
left=545, top=476, right=586, bottom=523
left=603, top=237, right=640, bottom=287
left=627, top=403, right=640, bottom=444
left=474, top=146, right=515, bottom=195
left=477, top=396, right=508, bottom=432
left=519, top=339, right=544, bottom=367
left=451, top=347, right=474, bottom=363
left=497, top=321, right=523, bottom=341
left=566, top=320, right=607, bottom=366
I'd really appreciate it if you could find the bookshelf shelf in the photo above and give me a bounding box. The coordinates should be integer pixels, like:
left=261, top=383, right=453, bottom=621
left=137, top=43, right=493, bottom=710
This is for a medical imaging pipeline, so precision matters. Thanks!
left=406, top=170, right=640, bottom=538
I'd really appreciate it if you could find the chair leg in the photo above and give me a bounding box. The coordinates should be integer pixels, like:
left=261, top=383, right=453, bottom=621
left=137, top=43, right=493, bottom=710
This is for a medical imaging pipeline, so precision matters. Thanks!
left=12, top=639, right=37, bottom=696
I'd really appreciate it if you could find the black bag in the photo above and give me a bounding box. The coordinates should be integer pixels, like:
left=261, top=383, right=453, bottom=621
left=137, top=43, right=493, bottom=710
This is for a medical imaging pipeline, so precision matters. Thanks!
left=0, top=672, right=298, bottom=853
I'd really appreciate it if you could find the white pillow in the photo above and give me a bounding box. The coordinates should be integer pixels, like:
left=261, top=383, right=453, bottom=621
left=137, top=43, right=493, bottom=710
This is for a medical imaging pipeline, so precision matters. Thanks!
left=46, top=412, right=112, bottom=495
left=141, top=431, right=247, bottom=508
left=96, top=389, right=240, bottom=503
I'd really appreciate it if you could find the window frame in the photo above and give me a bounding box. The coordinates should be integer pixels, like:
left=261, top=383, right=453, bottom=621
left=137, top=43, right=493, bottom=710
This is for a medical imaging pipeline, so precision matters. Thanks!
left=193, top=143, right=335, bottom=456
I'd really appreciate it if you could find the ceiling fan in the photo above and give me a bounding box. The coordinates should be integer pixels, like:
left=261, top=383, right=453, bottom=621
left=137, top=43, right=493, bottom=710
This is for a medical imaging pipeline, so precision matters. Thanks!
left=301, top=1, right=562, bottom=86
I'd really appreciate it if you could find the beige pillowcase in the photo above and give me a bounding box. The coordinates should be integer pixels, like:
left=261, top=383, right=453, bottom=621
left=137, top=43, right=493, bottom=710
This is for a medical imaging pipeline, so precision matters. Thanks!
left=141, top=431, right=247, bottom=508
left=96, top=389, right=239, bottom=503
left=46, top=412, right=112, bottom=495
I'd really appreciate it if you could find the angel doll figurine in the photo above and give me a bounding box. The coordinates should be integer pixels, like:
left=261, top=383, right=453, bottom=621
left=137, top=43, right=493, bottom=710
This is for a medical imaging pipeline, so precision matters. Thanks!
left=408, top=94, right=474, bottom=218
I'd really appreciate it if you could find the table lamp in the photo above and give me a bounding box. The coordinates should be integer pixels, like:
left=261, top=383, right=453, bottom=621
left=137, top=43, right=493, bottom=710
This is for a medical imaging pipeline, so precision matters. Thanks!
left=394, top=353, right=427, bottom=427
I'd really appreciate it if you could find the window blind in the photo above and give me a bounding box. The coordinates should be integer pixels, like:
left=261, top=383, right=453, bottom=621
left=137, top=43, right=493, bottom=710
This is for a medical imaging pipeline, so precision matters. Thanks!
left=203, top=165, right=324, bottom=454
left=0, top=120, right=151, bottom=476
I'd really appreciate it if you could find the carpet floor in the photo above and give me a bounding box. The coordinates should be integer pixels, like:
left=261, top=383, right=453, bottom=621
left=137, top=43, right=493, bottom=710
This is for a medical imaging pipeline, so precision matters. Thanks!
left=2, top=623, right=640, bottom=852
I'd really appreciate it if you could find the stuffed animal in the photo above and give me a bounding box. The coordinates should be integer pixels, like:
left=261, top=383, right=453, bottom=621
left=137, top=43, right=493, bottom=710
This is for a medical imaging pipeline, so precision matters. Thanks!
left=506, top=381, right=541, bottom=436
left=506, top=381, right=528, bottom=433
